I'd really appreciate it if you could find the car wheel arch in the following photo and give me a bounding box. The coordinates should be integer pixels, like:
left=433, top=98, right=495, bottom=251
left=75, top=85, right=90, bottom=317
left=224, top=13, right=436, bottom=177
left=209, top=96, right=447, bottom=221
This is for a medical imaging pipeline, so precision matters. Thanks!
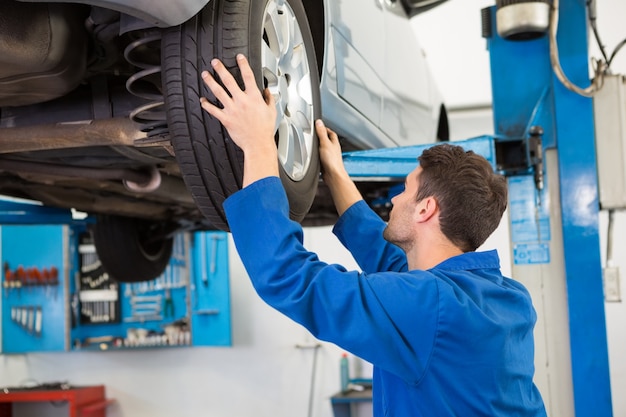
left=437, top=104, right=450, bottom=142
left=301, top=0, right=325, bottom=78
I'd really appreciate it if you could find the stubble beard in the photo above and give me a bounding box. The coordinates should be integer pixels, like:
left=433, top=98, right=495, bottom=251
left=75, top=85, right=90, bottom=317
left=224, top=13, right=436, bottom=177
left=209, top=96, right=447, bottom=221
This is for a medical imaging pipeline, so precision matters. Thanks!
left=383, top=221, right=413, bottom=253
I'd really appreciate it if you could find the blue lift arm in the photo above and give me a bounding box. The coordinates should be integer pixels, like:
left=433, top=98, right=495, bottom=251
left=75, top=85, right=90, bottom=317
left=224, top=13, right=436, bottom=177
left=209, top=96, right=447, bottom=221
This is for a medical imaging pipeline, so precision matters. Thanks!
left=0, top=199, right=76, bottom=224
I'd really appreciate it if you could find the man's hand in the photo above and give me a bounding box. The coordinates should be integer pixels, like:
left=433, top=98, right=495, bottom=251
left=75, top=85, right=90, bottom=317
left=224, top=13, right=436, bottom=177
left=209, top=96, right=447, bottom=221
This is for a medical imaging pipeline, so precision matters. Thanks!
left=317, top=120, right=347, bottom=183
left=200, top=54, right=279, bottom=186
left=316, top=120, right=363, bottom=216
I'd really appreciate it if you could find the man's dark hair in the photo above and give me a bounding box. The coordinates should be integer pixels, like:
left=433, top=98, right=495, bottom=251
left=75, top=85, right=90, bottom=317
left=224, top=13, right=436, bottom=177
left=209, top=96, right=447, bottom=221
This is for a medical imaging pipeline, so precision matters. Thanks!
left=416, top=143, right=508, bottom=252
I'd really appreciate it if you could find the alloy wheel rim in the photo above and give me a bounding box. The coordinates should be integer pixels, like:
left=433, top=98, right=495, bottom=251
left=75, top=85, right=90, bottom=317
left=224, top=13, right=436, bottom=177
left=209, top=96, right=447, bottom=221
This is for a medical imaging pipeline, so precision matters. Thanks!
left=262, top=0, right=315, bottom=182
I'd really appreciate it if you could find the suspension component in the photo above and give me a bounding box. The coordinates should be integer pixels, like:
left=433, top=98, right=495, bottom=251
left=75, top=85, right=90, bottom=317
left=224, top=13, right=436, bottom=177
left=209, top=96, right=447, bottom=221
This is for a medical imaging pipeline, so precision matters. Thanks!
left=124, top=32, right=169, bottom=139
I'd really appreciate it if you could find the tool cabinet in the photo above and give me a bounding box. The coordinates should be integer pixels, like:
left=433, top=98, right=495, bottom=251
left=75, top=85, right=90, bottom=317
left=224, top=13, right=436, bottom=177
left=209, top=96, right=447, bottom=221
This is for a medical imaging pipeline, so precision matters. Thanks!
left=0, top=384, right=112, bottom=417
left=1, top=223, right=231, bottom=353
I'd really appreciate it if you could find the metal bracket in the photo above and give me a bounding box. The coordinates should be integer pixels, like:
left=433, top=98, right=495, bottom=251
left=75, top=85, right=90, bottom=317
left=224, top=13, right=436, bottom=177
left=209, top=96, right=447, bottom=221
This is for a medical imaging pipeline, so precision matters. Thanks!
left=494, top=125, right=544, bottom=191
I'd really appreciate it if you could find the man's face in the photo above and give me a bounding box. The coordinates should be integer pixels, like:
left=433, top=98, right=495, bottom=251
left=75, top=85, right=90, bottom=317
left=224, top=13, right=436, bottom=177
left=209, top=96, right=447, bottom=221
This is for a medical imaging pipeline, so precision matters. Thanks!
left=383, top=166, right=422, bottom=249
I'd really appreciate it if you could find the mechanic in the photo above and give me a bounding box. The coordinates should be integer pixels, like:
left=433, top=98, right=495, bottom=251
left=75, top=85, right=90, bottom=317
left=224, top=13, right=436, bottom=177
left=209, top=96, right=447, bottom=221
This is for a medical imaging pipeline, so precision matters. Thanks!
left=199, top=54, right=547, bottom=416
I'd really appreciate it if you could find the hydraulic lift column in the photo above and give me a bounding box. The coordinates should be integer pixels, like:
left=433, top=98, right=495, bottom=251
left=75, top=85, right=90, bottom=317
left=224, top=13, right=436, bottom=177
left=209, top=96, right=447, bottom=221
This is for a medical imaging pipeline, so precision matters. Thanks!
left=485, top=1, right=613, bottom=416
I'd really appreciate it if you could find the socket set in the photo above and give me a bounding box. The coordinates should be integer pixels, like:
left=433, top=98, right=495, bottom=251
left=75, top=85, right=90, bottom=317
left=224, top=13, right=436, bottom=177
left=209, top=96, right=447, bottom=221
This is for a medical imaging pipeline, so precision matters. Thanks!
left=77, top=234, right=120, bottom=325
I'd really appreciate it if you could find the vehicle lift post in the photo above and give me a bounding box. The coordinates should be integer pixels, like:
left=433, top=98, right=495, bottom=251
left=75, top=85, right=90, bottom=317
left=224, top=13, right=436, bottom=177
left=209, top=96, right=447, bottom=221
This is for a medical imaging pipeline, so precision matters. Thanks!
left=486, top=0, right=612, bottom=415
left=344, top=0, right=613, bottom=415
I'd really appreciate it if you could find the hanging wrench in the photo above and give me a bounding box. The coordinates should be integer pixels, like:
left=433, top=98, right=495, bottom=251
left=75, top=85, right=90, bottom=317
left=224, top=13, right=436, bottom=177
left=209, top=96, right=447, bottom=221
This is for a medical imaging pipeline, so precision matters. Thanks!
left=208, top=234, right=225, bottom=279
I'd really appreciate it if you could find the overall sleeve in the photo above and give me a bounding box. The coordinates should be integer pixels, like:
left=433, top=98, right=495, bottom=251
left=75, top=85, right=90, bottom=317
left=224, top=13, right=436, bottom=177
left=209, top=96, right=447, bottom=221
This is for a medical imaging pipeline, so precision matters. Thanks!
left=333, top=200, right=408, bottom=273
left=223, top=177, right=438, bottom=382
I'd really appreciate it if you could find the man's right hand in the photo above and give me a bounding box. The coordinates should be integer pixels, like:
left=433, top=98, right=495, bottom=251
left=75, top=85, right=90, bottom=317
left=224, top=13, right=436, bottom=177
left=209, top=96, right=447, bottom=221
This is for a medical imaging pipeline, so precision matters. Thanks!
left=316, top=120, right=363, bottom=216
left=200, top=54, right=279, bottom=187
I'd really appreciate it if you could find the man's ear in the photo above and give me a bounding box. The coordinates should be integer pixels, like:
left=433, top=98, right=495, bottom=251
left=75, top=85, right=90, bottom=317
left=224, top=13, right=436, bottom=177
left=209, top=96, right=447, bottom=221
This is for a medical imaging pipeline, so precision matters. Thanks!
left=415, top=196, right=438, bottom=222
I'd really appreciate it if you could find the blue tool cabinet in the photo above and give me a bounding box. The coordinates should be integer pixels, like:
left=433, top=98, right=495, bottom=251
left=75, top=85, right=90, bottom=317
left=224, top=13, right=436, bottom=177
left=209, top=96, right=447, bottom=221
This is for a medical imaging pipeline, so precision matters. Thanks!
left=1, top=225, right=68, bottom=353
left=1, top=219, right=231, bottom=353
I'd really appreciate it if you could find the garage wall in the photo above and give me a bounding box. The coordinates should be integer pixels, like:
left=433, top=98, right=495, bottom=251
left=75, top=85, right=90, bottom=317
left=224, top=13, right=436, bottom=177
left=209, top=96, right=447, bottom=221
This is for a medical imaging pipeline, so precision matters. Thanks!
left=591, top=0, right=626, bottom=406
left=588, top=0, right=626, bottom=414
left=1, top=1, right=626, bottom=417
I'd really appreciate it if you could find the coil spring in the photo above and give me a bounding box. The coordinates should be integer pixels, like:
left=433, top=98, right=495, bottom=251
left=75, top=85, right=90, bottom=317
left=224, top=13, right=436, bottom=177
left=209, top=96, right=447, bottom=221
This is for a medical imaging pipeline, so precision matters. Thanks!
left=124, top=32, right=168, bottom=139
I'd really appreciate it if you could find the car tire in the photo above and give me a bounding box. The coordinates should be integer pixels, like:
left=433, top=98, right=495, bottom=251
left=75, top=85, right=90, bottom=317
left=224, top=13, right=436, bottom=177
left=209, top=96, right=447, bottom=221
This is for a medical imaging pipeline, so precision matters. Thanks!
left=162, top=0, right=321, bottom=232
left=92, top=215, right=174, bottom=283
